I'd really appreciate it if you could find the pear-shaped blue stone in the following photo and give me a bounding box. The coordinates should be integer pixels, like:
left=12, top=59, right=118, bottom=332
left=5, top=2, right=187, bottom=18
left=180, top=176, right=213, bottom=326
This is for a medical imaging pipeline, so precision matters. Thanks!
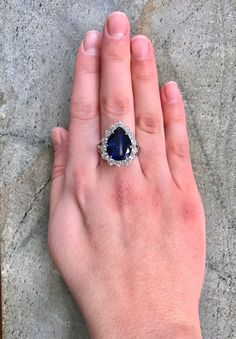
left=107, top=127, right=132, bottom=161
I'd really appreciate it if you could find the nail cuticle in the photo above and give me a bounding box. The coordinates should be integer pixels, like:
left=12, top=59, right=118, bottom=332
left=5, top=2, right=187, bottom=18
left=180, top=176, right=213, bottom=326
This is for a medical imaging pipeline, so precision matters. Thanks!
left=131, top=36, right=150, bottom=59
left=83, top=31, right=101, bottom=56
left=106, top=12, right=128, bottom=38
left=163, top=82, right=181, bottom=103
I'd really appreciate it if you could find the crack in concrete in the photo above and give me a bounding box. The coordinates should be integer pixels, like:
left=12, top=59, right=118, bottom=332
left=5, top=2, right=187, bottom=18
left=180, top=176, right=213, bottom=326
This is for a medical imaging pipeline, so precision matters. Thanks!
left=0, top=131, right=52, bottom=147
left=5, top=178, right=50, bottom=266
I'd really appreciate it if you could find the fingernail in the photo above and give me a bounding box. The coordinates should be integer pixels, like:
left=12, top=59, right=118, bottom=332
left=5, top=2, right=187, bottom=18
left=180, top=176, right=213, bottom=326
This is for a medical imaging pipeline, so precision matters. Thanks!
left=106, top=12, right=128, bottom=37
left=163, top=82, right=181, bottom=102
left=51, top=128, right=62, bottom=148
left=131, top=35, right=150, bottom=59
left=83, top=30, right=101, bottom=55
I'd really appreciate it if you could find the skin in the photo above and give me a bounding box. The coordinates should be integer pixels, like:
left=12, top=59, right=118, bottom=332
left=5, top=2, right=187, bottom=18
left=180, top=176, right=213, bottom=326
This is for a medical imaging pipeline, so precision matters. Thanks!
left=48, top=12, right=205, bottom=339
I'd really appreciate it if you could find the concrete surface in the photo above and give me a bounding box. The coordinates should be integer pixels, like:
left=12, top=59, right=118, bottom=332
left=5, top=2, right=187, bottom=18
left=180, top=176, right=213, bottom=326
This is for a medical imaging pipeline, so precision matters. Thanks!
left=1, top=0, right=236, bottom=338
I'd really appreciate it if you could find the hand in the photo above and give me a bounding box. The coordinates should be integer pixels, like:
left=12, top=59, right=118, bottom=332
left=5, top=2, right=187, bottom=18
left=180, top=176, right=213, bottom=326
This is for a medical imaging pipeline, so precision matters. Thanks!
left=48, top=12, right=205, bottom=339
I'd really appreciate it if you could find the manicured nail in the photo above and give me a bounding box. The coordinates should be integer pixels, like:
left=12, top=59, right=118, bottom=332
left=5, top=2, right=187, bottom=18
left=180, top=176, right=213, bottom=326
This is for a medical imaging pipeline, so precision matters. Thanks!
left=131, top=35, right=150, bottom=59
left=51, top=128, right=62, bottom=148
left=106, top=12, right=128, bottom=37
left=164, top=81, right=181, bottom=102
left=83, top=30, right=101, bottom=55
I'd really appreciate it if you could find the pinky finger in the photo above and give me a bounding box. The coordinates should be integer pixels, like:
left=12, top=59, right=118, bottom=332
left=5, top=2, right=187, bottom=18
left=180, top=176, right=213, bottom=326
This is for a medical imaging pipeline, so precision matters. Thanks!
left=50, top=127, right=68, bottom=215
left=160, top=82, right=195, bottom=189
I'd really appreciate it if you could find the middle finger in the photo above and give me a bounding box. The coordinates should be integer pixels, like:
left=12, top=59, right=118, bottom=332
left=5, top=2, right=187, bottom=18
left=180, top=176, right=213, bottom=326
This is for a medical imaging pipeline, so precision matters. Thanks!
left=100, top=12, right=135, bottom=134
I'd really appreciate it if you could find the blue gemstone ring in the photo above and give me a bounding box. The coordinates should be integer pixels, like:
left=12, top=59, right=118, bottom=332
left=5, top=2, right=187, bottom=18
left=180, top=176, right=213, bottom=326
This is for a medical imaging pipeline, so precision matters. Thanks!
left=98, top=121, right=139, bottom=167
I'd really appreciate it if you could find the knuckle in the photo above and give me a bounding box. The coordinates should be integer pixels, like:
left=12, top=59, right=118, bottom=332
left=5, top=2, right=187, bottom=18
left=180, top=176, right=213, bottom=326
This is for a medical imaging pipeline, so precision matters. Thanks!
left=69, top=168, right=88, bottom=192
left=76, top=51, right=100, bottom=74
left=179, top=199, right=202, bottom=224
left=79, top=61, right=100, bottom=75
left=137, top=116, right=161, bottom=134
left=164, top=105, right=185, bottom=123
left=70, top=99, right=98, bottom=120
left=101, top=94, right=130, bottom=117
left=52, top=164, right=65, bottom=180
left=132, top=63, right=153, bottom=82
left=104, top=51, right=125, bottom=62
left=67, top=168, right=93, bottom=208
left=102, top=41, right=128, bottom=62
left=167, top=142, right=189, bottom=159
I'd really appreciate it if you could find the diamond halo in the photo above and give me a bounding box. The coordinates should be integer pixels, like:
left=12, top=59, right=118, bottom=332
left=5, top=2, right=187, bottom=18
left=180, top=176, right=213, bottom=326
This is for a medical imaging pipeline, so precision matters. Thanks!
left=98, top=121, right=139, bottom=167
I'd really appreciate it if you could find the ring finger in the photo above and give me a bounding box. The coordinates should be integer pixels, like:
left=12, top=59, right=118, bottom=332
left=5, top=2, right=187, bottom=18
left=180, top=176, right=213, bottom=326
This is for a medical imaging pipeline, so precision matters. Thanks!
left=131, top=35, right=171, bottom=183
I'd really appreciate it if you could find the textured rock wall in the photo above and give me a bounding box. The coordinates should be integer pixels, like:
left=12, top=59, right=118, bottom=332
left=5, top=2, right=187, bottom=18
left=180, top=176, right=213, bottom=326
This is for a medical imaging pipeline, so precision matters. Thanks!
left=1, top=1, right=236, bottom=338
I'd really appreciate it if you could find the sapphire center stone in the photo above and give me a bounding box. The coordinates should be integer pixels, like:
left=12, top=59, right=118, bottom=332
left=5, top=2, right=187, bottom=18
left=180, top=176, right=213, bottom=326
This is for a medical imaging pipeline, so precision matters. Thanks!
left=107, top=127, right=132, bottom=161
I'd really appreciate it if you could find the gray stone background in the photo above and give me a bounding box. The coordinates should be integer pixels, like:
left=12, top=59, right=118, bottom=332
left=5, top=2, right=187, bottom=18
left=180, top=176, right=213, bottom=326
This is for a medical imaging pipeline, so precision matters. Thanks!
left=1, top=0, right=236, bottom=338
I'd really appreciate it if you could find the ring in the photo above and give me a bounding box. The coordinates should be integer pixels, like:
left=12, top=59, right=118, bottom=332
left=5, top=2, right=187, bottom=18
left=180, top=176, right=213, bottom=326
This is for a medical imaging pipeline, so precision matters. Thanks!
left=98, top=121, right=139, bottom=167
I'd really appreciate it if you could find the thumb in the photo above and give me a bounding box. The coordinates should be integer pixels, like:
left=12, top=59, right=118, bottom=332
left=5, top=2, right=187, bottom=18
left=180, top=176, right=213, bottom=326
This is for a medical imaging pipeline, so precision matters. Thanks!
left=50, top=127, right=68, bottom=215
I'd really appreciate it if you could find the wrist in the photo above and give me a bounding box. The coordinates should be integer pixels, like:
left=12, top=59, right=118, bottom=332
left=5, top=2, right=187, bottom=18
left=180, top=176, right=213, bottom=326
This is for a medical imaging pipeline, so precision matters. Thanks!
left=158, top=323, right=202, bottom=339
left=89, top=319, right=202, bottom=339
left=85, top=300, right=202, bottom=339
